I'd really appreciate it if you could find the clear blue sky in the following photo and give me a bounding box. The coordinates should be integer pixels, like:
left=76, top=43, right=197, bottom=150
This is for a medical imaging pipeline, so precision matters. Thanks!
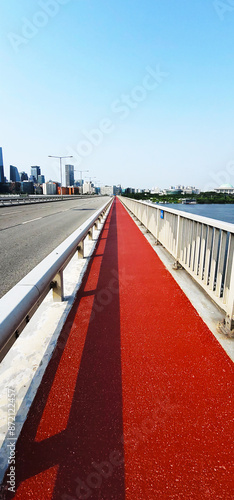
left=1, top=0, right=234, bottom=190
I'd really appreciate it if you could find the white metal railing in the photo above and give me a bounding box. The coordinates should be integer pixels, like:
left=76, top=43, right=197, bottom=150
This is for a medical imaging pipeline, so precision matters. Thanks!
left=0, top=194, right=100, bottom=206
left=0, top=198, right=113, bottom=360
left=119, top=196, right=234, bottom=335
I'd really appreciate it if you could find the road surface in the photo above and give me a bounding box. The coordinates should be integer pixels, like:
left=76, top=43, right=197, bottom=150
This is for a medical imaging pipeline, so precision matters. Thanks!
left=0, top=196, right=109, bottom=298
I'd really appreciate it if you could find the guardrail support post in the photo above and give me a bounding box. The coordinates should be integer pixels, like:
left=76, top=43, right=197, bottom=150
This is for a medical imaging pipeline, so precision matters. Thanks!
left=52, top=271, right=64, bottom=302
left=88, top=226, right=94, bottom=240
left=154, top=208, right=160, bottom=245
left=78, top=240, right=84, bottom=259
left=173, top=215, right=183, bottom=270
left=218, top=255, right=234, bottom=337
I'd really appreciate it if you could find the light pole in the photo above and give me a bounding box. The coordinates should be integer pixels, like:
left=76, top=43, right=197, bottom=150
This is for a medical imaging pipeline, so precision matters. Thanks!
left=48, top=155, right=73, bottom=197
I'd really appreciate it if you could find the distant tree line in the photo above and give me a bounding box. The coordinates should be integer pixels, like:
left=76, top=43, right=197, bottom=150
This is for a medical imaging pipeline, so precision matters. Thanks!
left=122, top=191, right=234, bottom=204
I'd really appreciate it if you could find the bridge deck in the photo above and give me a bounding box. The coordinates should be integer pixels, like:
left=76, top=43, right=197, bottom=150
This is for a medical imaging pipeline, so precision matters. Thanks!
left=3, top=198, right=233, bottom=499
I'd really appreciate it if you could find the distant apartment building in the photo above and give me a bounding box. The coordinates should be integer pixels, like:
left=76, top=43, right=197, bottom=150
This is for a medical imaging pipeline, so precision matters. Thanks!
left=21, top=181, right=34, bottom=194
left=10, top=165, right=21, bottom=182
left=20, top=171, right=28, bottom=181
left=43, top=181, right=57, bottom=195
left=38, top=175, right=45, bottom=184
left=0, top=147, right=5, bottom=183
left=65, top=164, right=74, bottom=187
left=113, top=185, right=122, bottom=195
left=31, top=166, right=41, bottom=182
left=74, top=179, right=84, bottom=187
left=150, top=187, right=161, bottom=194
left=100, top=185, right=113, bottom=196
left=182, top=186, right=200, bottom=195
left=83, top=181, right=95, bottom=194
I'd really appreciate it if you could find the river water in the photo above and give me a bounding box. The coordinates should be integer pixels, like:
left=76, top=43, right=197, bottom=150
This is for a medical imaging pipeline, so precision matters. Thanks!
left=160, top=204, right=234, bottom=224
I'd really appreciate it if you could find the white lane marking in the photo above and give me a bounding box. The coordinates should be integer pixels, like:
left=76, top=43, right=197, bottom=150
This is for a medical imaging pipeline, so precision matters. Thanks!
left=1, top=211, right=23, bottom=215
left=22, top=217, right=42, bottom=224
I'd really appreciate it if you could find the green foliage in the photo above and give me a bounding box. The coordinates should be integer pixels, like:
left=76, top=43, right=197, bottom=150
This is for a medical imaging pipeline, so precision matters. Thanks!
left=122, top=191, right=234, bottom=204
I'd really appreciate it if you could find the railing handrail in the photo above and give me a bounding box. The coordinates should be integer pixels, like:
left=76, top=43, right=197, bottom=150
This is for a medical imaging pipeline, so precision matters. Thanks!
left=0, top=194, right=103, bottom=205
left=27, top=194, right=102, bottom=197
left=0, top=198, right=113, bottom=359
left=125, top=198, right=234, bottom=233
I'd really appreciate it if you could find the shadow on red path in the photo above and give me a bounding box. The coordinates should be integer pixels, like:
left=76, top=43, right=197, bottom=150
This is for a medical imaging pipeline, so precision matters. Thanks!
left=3, top=202, right=125, bottom=499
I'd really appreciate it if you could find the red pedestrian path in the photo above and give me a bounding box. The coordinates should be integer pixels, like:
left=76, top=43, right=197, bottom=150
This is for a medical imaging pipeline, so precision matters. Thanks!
left=2, top=198, right=234, bottom=499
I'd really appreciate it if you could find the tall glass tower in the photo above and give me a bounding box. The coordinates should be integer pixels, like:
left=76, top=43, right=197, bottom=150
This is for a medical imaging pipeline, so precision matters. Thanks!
left=65, top=164, right=74, bottom=187
left=31, top=166, right=41, bottom=182
left=0, top=147, right=5, bottom=183
left=10, top=165, right=21, bottom=182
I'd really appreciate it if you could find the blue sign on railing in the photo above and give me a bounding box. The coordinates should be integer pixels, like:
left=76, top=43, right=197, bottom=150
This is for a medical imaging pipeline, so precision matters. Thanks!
left=160, top=210, right=164, bottom=219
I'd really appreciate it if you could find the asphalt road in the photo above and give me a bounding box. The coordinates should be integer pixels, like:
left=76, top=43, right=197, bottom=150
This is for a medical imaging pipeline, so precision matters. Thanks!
left=0, top=196, right=109, bottom=298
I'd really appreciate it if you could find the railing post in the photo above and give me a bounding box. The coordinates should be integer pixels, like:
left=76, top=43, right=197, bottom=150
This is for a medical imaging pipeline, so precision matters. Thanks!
left=52, top=270, right=64, bottom=302
left=77, top=240, right=84, bottom=259
left=155, top=208, right=160, bottom=245
left=226, top=259, right=234, bottom=332
left=173, top=215, right=182, bottom=269
left=88, top=226, right=94, bottom=240
left=219, top=254, right=234, bottom=337
left=97, top=216, right=102, bottom=228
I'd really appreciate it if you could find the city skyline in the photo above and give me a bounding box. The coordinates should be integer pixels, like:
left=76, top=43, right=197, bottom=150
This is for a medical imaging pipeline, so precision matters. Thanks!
left=0, top=149, right=204, bottom=191
left=0, top=147, right=228, bottom=193
left=0, top=2, right=234, bottom=191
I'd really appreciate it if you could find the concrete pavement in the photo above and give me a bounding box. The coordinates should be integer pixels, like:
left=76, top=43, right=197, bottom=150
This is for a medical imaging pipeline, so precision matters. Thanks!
left=0, top=197, right=108, bottom=298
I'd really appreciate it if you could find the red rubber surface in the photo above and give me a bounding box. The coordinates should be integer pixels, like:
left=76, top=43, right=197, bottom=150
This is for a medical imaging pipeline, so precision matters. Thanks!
left=3, top=198, right=234, bottom=499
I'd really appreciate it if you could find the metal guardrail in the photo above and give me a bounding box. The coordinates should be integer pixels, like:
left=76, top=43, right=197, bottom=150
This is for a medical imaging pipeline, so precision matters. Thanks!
left=0, top=194, right=100, bottom=207
left=119, top=196, right=234, bottom=337
left=0, top=197, right=113, bottom=361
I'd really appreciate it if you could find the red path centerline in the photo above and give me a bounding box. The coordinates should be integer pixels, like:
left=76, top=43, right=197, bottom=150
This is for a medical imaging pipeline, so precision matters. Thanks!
left=2, top=198, right=234, bottom=499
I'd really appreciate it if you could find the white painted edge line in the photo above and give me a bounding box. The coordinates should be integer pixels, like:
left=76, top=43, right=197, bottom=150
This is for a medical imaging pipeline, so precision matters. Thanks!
left=22, top=217, right=42, bottom=224
left=1, top=211, right=23, bottom=216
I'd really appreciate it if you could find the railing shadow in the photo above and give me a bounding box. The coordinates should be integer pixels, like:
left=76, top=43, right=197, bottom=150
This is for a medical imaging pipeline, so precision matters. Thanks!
left=3, top=200, right=125, bottom=499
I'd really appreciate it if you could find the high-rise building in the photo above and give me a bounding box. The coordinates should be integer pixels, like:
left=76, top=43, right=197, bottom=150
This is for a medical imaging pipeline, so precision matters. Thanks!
left=65, top=164, right=74, bottom=187
left=113, top=185, right=122, bottom=195
left=31, top=166, right=41, bottom=182
left=43, top=181, right=57, bottom=195
left=20, top=171, right=28, bottom=181
left=38, top=174, right=45, bottom=184
left=83, top=181, right=95, bottom=194
left=100, top=185, right=113, bottom=196
left=21, top=181, right=34, bottom=194
left=0, top=147, right=5, bottom=183
left=10, top=165, right=21, bottom=182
